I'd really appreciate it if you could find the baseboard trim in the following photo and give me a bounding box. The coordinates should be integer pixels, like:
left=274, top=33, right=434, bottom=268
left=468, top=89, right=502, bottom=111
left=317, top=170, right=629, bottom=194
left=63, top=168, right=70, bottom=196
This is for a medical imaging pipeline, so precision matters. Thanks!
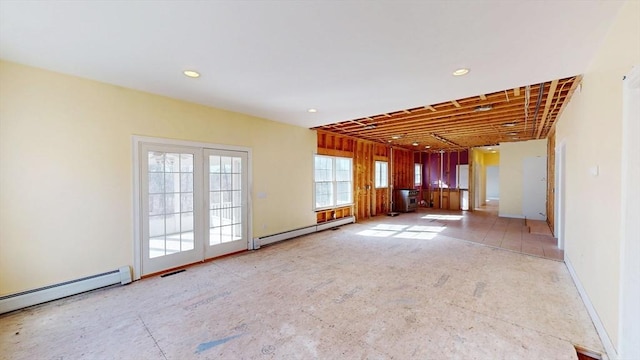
left=565, top=255, right=618, bottom=360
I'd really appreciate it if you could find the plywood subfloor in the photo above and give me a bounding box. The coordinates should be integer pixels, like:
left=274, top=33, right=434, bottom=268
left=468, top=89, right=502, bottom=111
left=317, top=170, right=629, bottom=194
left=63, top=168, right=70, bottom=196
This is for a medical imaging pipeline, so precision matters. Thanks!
left=0, top=210, right=599, bottom=359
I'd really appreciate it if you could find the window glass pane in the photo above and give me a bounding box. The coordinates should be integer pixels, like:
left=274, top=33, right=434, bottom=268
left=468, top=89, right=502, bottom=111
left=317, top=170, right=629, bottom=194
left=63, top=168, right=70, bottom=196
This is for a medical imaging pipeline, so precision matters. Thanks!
left=148, top=173, right=164, bottom=194
left=415, top=163, right=422, bottom=185
left=232, top=157, right=242, bottom=173
left=315, top=181, right=333, bottom=208
left=221, top=157, right=232, bottom=173
left=180, top=154, right=193, bottom=172
left=335, top=158, right=351, bottom=181
left=210, top=174, right=221, bottom=191
left=375, top=161, right=388, bottom=188
left=148, top=152, right=164, bottom=172
left=210, top=191, right=221, bottom=208
left=336, top=181, right=352, bottom=205
left=165, top=153, right=180, bottom=172
left=181, top=193, right=194, bottom=212
left=165, top=173, right=179, bottom=193
left=209, top=156, right=221, bottom=173
left=180, top=173, right=193, bottom=192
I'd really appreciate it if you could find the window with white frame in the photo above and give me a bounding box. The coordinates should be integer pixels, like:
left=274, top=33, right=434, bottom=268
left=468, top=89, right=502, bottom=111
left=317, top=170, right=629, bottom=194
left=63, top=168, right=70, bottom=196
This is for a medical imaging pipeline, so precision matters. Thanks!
left=375, top=161, right=388, bottom=188
left=415, top=163, right=422, bottom=186
left=314, top=155, right=353, bottom=209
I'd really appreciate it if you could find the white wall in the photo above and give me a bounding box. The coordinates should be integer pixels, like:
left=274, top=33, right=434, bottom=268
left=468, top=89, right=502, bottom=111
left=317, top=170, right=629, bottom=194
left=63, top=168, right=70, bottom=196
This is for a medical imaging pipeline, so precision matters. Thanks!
left=486, top=166, right=500, bottom=199
left=498, top=139, right=547, bottom=218
left=555, top=0, right=639, bottom=353
left=0, top=61, right=317, bottom=295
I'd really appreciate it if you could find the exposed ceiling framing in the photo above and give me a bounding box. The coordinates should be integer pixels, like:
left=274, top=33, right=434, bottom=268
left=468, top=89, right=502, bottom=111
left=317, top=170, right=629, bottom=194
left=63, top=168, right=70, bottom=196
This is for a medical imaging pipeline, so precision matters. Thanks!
left=313, top=75, right=581, bottom=151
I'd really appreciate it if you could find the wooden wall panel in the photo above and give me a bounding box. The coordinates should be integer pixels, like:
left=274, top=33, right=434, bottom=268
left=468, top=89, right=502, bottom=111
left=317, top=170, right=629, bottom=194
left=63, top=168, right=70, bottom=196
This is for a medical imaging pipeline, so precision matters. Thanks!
left=316, top=130, right=394, bottom=221
left=547, top=130, right=556, bottom=235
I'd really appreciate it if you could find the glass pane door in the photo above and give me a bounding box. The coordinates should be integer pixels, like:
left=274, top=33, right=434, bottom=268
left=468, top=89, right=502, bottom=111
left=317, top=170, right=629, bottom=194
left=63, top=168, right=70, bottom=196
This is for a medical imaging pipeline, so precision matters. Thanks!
left=141, top=144, right=203, bottom=275
left=205, top=149, right=248, bottom=258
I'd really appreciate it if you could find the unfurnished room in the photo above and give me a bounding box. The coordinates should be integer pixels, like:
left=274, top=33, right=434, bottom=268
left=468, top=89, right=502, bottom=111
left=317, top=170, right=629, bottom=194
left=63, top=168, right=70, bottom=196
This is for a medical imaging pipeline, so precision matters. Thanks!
left=0, top=1, right=638, bottom=359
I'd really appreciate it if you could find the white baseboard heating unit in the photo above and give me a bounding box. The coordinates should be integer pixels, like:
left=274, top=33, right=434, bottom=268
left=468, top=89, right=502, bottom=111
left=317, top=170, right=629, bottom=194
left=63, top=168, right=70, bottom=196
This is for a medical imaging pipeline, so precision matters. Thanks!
left=0, top=266, right=132, bottom=314
left=253, top=216, right=355, bottom=249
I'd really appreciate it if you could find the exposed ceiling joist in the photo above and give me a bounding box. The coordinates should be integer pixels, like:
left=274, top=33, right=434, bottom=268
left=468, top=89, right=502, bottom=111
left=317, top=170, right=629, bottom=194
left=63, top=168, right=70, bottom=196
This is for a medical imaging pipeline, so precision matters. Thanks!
left=536, top=79, right=559, bottom=139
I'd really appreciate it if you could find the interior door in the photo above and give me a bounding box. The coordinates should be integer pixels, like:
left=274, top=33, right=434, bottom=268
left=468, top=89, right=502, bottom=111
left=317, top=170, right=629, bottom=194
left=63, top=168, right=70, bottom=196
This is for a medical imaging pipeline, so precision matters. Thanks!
left=522, top=156, right=547, bottom=220
left=204, top=149, right=248, bottom=258
left=141, top=144, right=203, bottom=275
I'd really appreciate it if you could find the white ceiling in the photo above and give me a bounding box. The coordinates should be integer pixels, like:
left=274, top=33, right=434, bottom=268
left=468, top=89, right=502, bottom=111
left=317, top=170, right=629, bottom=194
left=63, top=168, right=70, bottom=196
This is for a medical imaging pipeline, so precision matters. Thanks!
left=0, top=1, right=623, bottom=129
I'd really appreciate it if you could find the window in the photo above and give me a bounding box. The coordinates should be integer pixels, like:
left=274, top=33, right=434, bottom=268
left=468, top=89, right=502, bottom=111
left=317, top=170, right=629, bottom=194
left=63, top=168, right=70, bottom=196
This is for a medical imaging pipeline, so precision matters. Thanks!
left=375, top=161, right=388, bottom=188
left=314, top=155, right=353, bottom=209
left=415, top=163, right=422, bottom=186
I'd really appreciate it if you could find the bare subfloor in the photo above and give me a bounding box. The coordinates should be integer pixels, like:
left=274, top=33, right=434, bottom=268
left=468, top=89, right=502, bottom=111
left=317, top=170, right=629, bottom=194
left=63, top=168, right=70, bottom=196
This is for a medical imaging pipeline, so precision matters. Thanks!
left=1, top=208, right=601, bottom=359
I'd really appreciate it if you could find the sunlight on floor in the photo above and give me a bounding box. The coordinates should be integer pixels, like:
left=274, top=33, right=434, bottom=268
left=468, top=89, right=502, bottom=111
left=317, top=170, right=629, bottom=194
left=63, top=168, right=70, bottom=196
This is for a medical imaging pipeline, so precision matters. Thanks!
left=357, top=223, right=444, bottom=239
left=422, top=214, right=464, bottom=221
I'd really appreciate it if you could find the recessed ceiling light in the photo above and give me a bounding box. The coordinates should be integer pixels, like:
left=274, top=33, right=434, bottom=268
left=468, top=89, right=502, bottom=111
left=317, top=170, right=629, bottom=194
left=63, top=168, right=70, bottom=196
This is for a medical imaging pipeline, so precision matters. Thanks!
left=183, top=70, right=200, bottom=78
left=503, top=122, right=516, bottom=127
left=487, top=147, right=493, bottom=150
left=364, top=125, right=376, bottom=130
left=474, top=105, right=493, bottom=112
left=512, top=137, right=520, bottom=140
left=412, top=142, right=419, bottom=146
left=425, top=145, right=431, bottom=149
left=307, top=108, right=318, bottom=113
left=452, top=68, right=470, bottom=76
left=391, top=135, right=402, bottom=140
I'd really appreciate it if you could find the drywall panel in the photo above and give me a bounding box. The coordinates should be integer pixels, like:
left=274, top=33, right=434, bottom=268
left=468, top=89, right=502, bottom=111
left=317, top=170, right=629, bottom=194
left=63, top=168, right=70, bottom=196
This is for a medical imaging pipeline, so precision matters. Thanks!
left=0, top=61, right=316, bottom=295
left=554, top=0, right=640, bottom=351
left=486, top=166, right=500, bottom=199
left=499, top=139, right=547, bottom=218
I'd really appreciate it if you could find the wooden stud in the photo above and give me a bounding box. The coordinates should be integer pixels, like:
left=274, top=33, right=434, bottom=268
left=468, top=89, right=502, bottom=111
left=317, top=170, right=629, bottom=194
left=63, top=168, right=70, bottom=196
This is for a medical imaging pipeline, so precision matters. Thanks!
left=479, top=94, right=487, bottom=100
left=451, top=100, right=461, bottom=108
left=536, top=79, right=559, bottom=139
left=425, top=105, right=436, bottom=112
left=514, top=87, right=520, bottom=97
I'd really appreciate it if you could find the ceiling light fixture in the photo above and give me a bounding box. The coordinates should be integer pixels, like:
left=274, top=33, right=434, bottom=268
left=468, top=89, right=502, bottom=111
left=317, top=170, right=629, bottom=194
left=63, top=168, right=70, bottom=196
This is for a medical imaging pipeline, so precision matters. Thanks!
left=183, top=70, right=200, bottom=78
left=474, top=105, right=493, bottom=112
left=391, top=135, right=402, bottom=140
left=364, top=125, right=376, bottom=130
left=412, top=142, right=419, bottom=146
left=503, top=122, right=517, bottom=127
left=307, top=108, right=318, bottom=113
left=425, top=145, right=431, bottom=149
left=452, top=68, right=470, bottom=76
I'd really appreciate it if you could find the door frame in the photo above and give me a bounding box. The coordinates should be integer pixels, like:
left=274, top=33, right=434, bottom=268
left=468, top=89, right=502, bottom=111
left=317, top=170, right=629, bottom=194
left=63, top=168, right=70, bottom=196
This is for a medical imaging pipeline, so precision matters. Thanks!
left=132, top=135, right=252, bottom=280
left=554, top=140, right=566, bottom=250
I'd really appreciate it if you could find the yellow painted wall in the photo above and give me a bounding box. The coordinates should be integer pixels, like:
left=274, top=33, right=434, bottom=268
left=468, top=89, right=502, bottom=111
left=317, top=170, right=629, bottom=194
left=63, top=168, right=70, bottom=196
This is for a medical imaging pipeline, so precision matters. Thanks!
left=483, top=152, right=499, bottom=166
left=555, top=0, right=640, bottom=349
left=498, top=139, right=547, bottom=218
left=0, top=61, right=317, bottom=295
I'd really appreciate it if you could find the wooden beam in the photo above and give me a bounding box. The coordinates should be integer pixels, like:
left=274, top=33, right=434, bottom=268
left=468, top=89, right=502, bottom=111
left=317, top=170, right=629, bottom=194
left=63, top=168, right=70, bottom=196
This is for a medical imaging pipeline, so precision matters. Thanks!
left=451, top=100, right=461, bottom=108
left=425, top=105, right=436, bottom=112
left=536, top=79, right=559, bottom=139
left=479, top=94, right=487, bottom=100
left=403, top=110, right=411, bottom=114
left=513, top=87, right=520, bottom=96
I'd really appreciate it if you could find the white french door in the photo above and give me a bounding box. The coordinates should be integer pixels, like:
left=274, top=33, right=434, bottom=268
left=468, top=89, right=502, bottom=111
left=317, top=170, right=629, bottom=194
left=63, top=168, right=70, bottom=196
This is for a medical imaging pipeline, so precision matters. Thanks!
left=139, top=142, right=248, bottom=276
left=204, top=149, right=248, bottom=258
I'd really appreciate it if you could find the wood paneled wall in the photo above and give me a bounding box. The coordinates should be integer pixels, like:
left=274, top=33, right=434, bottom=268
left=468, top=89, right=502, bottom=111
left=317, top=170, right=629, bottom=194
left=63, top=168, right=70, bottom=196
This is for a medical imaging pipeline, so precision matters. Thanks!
left=547, top=130, right=556, bottom=235
left=316, top=130, right=413, bottom=222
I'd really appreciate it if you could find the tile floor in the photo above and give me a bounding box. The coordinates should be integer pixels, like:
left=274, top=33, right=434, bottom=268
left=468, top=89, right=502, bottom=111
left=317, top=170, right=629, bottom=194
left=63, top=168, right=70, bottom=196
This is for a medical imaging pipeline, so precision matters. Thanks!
left=392, top=201, right=564, bottom=261
left=0, top=206, right=598, bottom=360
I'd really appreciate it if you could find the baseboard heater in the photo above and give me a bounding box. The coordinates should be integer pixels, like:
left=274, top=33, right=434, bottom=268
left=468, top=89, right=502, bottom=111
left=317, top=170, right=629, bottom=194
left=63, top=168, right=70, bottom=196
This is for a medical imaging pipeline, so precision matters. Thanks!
left=0, top=266, right=132, bottom=314
left=253, top=216, right=355, bottom=249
